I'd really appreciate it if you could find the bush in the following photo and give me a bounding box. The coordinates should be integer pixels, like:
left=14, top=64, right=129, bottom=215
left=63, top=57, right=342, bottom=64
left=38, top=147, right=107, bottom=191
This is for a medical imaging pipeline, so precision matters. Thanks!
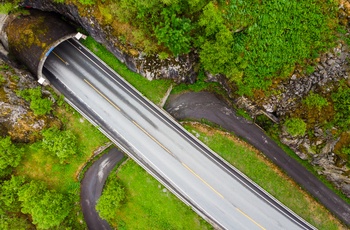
left=0, top=3, right=14, bottom=14
left=0, top=75, right=6, bottom=86
left=154, top=7, right=192, bottom=56
left=41, top=127, right=78, bottom=163
left=284, top=118, right=307, bottom=137
left=18, top=180, right=71, bottom=229
left=302, top=92, right=328, bottom=111
left=0, top=136, right=23, bottom=173
left=96, top=176, right=125, bottom=222
left=17, top=87, right=53, bottom=116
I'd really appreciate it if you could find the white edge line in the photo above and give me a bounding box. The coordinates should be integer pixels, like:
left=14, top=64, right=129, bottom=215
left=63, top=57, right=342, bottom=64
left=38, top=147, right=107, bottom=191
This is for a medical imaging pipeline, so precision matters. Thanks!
left=67, top=39, right=315, bottom=230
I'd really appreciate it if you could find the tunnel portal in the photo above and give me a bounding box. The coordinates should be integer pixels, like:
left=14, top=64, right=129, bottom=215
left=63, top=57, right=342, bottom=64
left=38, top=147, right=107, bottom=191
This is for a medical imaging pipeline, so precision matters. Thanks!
left=0, top=9, right=84, bottom=84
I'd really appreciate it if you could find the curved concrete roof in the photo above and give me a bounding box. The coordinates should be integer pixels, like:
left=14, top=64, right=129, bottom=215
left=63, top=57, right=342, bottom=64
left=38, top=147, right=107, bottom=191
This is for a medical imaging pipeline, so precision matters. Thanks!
left=3, top=10, right=77, bottom=80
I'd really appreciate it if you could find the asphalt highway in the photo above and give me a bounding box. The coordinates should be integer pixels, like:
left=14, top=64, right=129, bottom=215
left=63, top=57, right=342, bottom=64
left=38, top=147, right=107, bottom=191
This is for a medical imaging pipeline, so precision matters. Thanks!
left=166, top=91, right=350, bottom=226
left=43, top=39, right=315, bottom=229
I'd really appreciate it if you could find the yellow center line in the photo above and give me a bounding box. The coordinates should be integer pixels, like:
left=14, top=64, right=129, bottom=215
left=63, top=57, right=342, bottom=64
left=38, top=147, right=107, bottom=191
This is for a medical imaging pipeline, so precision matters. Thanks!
left=182, top=162, right=224, bottom=199
left=84, top=79, right=121, bottom=111
left=52, top=51, right=69, bottom=65
left=236, top=208, right=266, bottom=230
left=132, top=120, right=172, bottom=154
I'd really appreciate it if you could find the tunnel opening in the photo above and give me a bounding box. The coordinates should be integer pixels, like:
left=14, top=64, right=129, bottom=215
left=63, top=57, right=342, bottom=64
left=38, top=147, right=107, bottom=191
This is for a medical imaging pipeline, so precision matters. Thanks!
left=1, top=9, right=85, bottom=85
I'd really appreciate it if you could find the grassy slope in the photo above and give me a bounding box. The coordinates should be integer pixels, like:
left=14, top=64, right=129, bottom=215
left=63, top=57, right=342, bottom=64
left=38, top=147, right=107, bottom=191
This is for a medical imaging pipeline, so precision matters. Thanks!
left=15, top=106, right=109, bottom=228
left=111, top=160, right=212, bottom=229
left=80, top=37, right=172, bottom=105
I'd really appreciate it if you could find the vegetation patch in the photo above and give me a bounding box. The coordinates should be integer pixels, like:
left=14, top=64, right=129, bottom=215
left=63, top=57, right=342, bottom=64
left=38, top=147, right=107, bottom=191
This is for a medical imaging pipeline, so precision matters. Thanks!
left=17, top=87, right=53, bottom=116
left=69, top=0, right=338, bottom=96
left=283, top=117, right=307, bottom=137
left=80, top=37, right=172, bottom=105
left=100, top=160, right=212, bottom=229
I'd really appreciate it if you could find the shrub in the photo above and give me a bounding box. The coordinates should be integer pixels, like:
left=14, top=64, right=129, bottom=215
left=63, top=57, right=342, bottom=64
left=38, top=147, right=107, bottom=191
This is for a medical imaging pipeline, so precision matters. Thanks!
left=41, top=127, right=78, bottom=163
left=284, top=118, right=307, bottom=137
left=154, top=7, right=192, bottom=56
left=302, top=92, right=328, bottom=111
left=96, top=176, right=125, bottom=222
left=0, top=136, right=23, bottom=174
left=17, top=87, right=53, bottom=115
left=0, top=3, right=14, bottom=14
left=0, top=75, right=6, bottom=86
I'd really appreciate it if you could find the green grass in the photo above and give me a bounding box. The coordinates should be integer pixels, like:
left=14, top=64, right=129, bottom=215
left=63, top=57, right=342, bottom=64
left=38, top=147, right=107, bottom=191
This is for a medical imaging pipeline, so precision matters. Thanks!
left=107, top=159, right=212, bottom=230
left=16, top=105, right=108, bottom=193
left=183, top=123, right=344, bottom=230
left=13, top=105, right=109, bottom=229
left=80, top=37, right=172, bottom=105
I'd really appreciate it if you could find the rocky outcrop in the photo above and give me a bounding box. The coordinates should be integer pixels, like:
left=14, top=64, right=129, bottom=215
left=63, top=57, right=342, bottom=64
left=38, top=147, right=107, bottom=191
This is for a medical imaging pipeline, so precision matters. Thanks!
left=0, top=57, right=61, bottom=143
left=228, top=42, right=350, bottom=197
left=21, top=0, right=198, bottom=83
left=261, top=44, right=349, bottom=118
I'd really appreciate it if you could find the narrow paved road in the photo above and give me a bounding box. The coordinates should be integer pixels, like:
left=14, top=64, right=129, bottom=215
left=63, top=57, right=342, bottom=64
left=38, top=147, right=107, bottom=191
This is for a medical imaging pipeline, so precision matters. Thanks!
left=166, top=91, right=350, bottom=226
left=81, top=148, right=124, bottom=230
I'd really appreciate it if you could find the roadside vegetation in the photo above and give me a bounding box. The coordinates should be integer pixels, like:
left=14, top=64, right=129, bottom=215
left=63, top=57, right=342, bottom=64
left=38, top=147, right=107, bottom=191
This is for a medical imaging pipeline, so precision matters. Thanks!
left=0, top=62, right=109, bottom=228
left=69, top=0, right=350, bottom=170
left=77, top=33, right=350, bottom=227
left=80, top=37, right=172, bottom=105
left=183, top=122, right=344, bottom=229
left=97, top=160, right=212, bottom=230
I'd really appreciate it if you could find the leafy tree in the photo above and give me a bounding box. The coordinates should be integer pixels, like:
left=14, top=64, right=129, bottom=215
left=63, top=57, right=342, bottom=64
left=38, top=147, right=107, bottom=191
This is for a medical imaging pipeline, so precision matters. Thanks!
left=17, top=87, right=53, bottom=116
left=0, top=176, right=26, bottom=213
left=41, top=127, right=78, bottom=163
left=198, top=2, right=224, bottom=37
left=96, top=176, right=125, bottom=222
left=200, top=28, right=235, bottom=75
left=0, top=137, right=23, bottom=176
left=154, top=7, right=192, bottom=56
left=284, top=118, right=307, bottom=137
left=18, top=180, right=71, bottom=229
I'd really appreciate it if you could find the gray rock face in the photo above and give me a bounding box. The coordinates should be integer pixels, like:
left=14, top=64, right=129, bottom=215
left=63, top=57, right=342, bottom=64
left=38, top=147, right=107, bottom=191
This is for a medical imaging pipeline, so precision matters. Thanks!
left=232, top=43, right=350, bottom=198
left=22, top=0, right=198, bottom=83
left=0, top=56, right=60, bottom=143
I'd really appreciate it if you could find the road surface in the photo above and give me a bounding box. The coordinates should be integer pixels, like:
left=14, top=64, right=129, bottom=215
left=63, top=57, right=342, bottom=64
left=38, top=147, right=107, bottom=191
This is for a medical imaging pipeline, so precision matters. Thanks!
left=81, top=148, right=124, bottom=230
left=166, top=91, right=350, bottom=226
left=43, top=39, right=314, bottom=229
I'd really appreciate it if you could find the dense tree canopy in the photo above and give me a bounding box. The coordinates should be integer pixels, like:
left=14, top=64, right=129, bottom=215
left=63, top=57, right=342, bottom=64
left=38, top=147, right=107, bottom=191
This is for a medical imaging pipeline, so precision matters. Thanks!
left=41, top=127, right=78, bottom=163
left=18, top=180, right=71, bottom=229
left=89, top=0, right=337, bottom=95
left=0, top=137, right=23, bottom=178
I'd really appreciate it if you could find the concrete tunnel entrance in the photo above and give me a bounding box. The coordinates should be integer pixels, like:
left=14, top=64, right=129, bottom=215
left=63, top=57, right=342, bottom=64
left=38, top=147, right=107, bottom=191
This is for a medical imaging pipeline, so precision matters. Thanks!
left=0, top=9, right=85, bottom=85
